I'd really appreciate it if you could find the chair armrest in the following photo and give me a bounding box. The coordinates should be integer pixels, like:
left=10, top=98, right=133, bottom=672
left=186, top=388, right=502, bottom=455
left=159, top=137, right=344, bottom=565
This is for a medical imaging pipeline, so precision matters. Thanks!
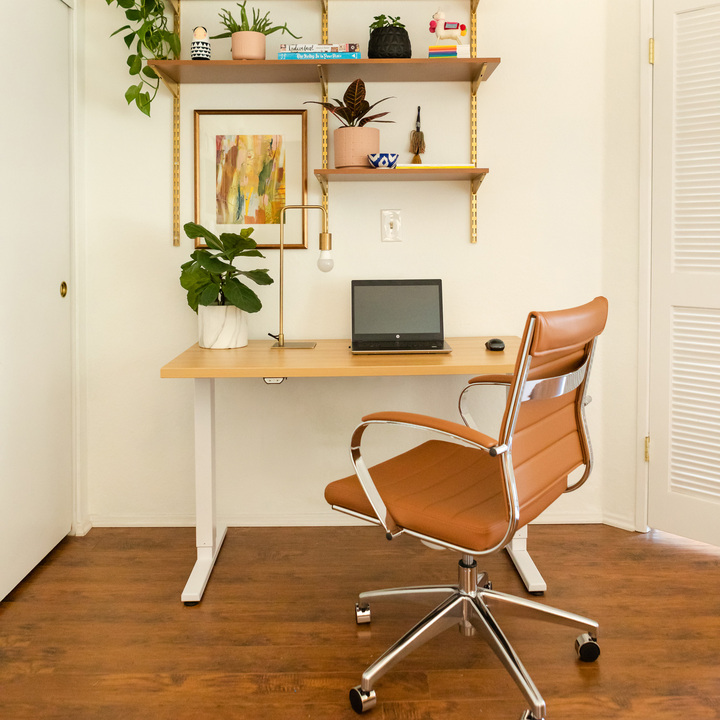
left=350, top=411, right=503, bottom=539
left=459, top=374, right=512, bottom=436
left=467, top=374, right=513, bottom=386
left=361, top=411, right=499, bottom=453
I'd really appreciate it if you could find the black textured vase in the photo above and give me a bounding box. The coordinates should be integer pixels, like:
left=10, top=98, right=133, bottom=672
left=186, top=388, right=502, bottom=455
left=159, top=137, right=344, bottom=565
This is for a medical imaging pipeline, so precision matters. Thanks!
left=367, top=27, right=412, bottom=59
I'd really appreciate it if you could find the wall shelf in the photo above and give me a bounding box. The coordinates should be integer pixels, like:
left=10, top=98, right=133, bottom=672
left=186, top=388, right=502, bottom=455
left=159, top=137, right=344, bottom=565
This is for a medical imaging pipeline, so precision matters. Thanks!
left=315, top=167, right=489, bottom=194
left=148, top=57, right=500, bottom=89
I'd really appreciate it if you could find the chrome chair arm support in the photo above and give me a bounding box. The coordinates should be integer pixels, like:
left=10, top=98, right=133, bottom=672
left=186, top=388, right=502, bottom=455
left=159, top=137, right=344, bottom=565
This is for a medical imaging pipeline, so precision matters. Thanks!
left=349, top=417, right=520, bottom=554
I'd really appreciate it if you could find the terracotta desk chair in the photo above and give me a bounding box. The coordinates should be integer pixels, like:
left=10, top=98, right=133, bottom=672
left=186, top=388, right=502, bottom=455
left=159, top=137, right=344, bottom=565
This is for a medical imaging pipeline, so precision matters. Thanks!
left=325, top=297, right=609, bottom=720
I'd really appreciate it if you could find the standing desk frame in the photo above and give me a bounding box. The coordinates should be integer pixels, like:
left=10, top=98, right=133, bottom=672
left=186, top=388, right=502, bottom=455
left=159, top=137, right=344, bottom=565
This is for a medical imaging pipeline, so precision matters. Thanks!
left=161, top=337, right=547, bottom=603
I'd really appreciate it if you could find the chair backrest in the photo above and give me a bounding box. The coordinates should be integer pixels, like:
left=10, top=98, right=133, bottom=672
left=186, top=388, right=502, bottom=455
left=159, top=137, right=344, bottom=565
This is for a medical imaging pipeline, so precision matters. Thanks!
left=500, top=297, right=608, bottom=528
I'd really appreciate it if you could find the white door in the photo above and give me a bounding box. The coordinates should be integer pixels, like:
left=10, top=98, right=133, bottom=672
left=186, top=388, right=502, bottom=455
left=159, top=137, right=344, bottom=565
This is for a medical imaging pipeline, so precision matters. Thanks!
left=0, top=0, right=73, bottom=599
left=648, top=0, right=720, bottom=545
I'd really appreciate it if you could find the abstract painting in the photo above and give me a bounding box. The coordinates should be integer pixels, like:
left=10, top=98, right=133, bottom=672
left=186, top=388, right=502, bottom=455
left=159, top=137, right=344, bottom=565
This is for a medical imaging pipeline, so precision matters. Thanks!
left=195, top=110, right=307, bottom=248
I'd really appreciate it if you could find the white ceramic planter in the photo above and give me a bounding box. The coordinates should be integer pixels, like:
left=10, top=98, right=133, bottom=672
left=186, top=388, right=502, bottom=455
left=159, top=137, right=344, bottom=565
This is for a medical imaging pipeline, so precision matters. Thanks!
left=333, top=126, right=380, bottom=168
left=198, top=305, right=249, bottom=349
left=231, top=31, right=266, bottom=60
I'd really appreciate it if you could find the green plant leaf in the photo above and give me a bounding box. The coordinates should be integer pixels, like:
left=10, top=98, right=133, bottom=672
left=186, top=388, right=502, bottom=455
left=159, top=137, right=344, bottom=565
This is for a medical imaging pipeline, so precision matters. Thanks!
left=238, top=269, right=274, bottom=286
left=127, top=54, right=142, bottom=75
left=124, top=84, right=141, bottom=104
left=142, top=66, right=158, bottom=79
left=184, top=222, right=223, bottom=251
left=117, top=0, right=134, bottom=8
left=126, top=9, right=141, bottom=21
left=197, top=253, right=234, bottom=275
left=223, top=278, right=262, bottom=313
left=198, top=282, right=222, bottom=306
left=219, top=232, right=259, bottom=254
left=110, top=24, right=132, bottom=37
left=167, top=32, right=181, bottom=59
left=137, top=92, right=152, bottom=116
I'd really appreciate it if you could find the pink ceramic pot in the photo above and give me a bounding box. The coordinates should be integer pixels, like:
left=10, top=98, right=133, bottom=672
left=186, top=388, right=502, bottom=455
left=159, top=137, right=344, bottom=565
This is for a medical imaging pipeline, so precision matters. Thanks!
left=231, top=31, right=266, bottom=60
left=333, top=127, right=380, bottom=168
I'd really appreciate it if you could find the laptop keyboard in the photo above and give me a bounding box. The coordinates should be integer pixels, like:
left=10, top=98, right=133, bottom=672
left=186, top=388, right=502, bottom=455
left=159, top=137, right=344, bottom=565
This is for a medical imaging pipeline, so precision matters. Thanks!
left=359, top=341, right=443, bottom=351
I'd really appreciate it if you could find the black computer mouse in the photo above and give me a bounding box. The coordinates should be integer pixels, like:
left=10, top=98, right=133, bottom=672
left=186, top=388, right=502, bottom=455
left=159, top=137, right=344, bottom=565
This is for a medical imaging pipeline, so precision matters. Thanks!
left=485, top=338, right=505, bottom=351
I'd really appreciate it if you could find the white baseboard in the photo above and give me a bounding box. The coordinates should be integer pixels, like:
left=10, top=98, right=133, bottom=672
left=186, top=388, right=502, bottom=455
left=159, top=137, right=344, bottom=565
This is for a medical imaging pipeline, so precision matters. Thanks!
left=90, top=510, right=606, bottom=529
left=601, top=510, right=640, bottom=532
left=89, top=512, right=367, bottom=528
left=69, top=518, right=93, bottom=536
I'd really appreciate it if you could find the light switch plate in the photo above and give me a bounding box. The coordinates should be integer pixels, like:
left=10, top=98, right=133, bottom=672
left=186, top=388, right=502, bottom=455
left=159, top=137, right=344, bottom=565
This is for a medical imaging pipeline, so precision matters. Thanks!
left=381, top=209, right=402, bottom=242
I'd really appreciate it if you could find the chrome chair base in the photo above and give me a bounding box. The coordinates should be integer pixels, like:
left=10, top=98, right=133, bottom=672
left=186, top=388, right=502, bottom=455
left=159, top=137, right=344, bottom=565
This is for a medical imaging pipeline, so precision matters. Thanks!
left=349, top=556, right=599, bottom=720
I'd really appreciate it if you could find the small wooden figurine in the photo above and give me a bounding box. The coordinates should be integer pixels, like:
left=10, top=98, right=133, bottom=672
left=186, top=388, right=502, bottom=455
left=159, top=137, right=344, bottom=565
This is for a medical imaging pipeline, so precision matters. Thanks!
left=429, top=10, right=467, bottom=44
left=191, top=26, right=211, bottom=60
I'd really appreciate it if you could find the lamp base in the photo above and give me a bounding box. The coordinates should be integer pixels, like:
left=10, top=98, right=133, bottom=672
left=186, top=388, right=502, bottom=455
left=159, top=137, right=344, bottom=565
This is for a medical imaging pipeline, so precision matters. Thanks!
left=271, top=341, right=317, bottom=349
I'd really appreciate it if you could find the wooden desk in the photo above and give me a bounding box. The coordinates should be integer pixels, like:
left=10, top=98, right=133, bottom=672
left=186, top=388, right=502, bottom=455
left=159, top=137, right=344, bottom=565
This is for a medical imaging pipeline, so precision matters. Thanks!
left=162, top=337, right=523, bottom=604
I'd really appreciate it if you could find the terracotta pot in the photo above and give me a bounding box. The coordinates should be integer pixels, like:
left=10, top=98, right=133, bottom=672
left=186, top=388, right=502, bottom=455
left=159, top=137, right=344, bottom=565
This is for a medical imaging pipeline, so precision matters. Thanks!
left=333, top=127, right=380, bottom=168
left=231, top=31, right=266, bottom=60
left=198, top=305, right=249, bottom=349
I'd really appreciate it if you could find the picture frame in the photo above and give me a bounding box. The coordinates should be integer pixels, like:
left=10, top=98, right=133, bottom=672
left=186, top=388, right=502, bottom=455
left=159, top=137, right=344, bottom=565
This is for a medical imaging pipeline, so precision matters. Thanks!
left=194, top=109, right=308, bottom=249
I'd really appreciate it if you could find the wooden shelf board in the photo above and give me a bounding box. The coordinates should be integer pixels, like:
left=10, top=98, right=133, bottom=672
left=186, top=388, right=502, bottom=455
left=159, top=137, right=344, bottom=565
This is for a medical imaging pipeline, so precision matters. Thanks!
left=148, top=58, right=500, bottom=86
left=315, top=167, right=489, bottom=185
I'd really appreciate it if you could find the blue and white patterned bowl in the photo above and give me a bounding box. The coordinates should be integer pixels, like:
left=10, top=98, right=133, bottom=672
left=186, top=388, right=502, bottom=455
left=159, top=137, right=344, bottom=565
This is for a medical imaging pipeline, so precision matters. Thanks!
left=368, top=153, right=399, bottom=169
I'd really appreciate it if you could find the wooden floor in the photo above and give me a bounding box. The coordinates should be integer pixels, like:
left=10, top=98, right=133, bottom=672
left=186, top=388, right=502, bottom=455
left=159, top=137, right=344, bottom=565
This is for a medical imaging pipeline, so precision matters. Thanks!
left=1, top=525, right=720, bottom=720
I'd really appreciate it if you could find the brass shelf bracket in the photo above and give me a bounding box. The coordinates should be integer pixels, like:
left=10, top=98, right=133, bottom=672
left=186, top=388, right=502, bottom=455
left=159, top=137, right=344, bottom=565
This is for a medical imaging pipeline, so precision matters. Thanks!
left=171, top=0, right=181, bottom=245
left=470, top=1, right=479, bottom=243
left=317, top=64, right=328, bottom=97
left=156, top=67, right=179, bottom=99
left=320, top=3, right=329, bottom=216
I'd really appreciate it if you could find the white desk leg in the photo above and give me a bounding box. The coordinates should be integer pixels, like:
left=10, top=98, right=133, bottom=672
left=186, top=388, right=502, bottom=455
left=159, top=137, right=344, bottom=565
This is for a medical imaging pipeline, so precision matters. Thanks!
left=181, top=378, right=228, bottom=604
left=505, top=526, right=547, bottom=594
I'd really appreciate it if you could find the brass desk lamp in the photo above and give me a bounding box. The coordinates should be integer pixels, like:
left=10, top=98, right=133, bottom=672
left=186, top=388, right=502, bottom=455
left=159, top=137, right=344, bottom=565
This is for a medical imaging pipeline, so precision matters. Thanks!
left=270, top=204, right=333, bottom=349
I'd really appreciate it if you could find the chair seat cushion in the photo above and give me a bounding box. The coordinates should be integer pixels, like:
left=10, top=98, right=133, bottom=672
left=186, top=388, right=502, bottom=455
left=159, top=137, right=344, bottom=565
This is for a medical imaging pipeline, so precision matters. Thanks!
left=325, top=440, right=566, bottom=553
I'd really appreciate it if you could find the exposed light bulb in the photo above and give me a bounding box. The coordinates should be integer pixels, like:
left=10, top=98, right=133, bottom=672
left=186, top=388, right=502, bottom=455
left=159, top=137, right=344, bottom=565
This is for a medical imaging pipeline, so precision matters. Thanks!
left=317, top=250, right=334, bottom=272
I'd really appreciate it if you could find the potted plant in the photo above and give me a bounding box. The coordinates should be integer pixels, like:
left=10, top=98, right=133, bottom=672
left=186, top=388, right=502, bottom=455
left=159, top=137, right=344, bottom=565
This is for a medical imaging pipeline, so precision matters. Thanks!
left=210, top=1, right=301, bottom=60
left=180, top=222, right=274, bottom=349
left=368, top=15, right=412, bottom=59
left=306, top=78, right=393, bottom=168
left=105, top=0, right=180, bottom=116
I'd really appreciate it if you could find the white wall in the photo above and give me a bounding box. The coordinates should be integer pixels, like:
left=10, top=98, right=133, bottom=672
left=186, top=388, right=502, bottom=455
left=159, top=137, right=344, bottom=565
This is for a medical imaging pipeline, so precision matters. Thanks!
left=78, top=0, right=641, bottom=529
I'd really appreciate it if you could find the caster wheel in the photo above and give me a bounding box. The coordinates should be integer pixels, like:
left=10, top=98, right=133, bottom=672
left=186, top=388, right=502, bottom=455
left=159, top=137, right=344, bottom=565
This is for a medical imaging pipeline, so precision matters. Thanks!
left=349, top=686, right=377, bottom=713
left=520, top=711, right=544, bottom=720
left=355, top=602, right=371, bottom=625
left=183, top=601, right=199, bottom=607
left=575, top=632, right=600, bottom=662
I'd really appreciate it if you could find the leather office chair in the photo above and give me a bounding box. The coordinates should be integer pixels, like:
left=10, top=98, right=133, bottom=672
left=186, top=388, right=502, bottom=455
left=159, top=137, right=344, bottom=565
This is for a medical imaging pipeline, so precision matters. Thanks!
left=324, top=297, right=608, bottom=720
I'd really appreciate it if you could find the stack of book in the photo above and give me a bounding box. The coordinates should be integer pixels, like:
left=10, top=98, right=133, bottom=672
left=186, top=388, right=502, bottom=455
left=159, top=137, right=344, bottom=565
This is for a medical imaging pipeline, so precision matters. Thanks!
left=278, top=43, right=360, bottom=60
left=428, top=44, right=471, bottom=59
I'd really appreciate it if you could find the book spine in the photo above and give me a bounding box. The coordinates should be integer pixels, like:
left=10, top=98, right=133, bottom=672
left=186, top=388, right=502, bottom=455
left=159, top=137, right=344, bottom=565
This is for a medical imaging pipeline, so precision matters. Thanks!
left=277, top=52, right=362, bottom=60
left=279, top=43, right=359, bottom=52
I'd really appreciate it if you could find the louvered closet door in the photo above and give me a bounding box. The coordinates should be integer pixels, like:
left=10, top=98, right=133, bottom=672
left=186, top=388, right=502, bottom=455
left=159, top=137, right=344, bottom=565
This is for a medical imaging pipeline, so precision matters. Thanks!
left=649, top=0, right=720, bottom=545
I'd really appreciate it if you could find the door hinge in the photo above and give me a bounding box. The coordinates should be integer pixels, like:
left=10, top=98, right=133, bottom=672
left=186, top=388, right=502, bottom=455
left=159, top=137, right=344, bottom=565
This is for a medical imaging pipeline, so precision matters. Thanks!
left=644, top=435, right=650, bottom=463
left=649, top=37, right=655, bottom=65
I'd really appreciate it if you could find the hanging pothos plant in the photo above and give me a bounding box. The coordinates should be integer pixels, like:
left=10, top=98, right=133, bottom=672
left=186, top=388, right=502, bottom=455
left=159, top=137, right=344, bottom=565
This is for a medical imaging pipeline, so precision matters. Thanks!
left=105, top=0, right=180, bottom=117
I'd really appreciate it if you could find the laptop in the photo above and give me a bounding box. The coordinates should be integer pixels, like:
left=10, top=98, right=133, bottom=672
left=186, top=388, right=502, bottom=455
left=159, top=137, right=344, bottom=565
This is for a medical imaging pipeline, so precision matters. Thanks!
left=351, top=279, right=453, bottom=354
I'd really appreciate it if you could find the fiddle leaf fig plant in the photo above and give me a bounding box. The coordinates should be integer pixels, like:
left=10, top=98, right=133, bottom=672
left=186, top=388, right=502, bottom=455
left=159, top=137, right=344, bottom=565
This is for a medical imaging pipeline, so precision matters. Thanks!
left=305, top=78, right=393, bottom=127
left=180, top=223, right=274, bottom=314
left=211, top=1, right=301, bottom=38
left=105, top=0, right=180, bottom=117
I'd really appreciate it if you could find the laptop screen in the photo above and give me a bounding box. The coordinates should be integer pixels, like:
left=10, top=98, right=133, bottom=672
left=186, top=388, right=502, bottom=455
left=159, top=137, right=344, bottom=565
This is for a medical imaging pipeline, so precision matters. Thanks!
left=352, top=279, right=445, bottom=343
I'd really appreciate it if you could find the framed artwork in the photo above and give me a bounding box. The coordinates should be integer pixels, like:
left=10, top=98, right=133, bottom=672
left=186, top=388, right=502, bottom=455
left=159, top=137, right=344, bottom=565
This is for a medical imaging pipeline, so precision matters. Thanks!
left=194, top=109, right=308, bottom=249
